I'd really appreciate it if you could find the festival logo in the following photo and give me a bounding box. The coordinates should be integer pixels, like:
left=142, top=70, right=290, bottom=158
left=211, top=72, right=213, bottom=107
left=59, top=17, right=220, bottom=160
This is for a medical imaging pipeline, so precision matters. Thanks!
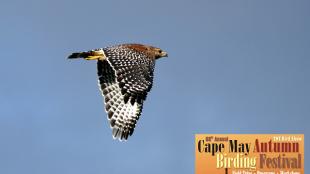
left=195, top=134, right=304, bottom=174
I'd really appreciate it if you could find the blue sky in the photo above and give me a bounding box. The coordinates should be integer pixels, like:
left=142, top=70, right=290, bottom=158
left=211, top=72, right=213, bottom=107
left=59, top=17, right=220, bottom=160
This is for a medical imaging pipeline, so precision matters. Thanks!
left=0, top=0, right=309, bottom=174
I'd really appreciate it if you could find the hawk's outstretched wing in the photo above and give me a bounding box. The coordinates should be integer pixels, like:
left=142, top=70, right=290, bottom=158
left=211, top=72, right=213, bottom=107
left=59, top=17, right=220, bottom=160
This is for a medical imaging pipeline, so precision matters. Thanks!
left=97, top=46, right=155, bottom=140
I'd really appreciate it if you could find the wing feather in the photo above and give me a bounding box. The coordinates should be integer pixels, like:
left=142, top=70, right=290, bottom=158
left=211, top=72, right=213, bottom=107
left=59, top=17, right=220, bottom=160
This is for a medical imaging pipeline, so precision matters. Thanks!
left=103, top=46, right=155, bottom=104
left=97, top=60, right=142, bottom=140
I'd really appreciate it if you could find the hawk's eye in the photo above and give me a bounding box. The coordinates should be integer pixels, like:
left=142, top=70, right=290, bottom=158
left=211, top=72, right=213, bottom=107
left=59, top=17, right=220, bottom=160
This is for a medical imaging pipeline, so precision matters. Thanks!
left=158, top=50, right=162, bottom=53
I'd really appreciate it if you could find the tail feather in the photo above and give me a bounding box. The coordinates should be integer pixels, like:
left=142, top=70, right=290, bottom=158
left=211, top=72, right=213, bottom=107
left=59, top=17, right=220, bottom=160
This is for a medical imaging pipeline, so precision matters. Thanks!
left=68, top=52, right=89, bottom=59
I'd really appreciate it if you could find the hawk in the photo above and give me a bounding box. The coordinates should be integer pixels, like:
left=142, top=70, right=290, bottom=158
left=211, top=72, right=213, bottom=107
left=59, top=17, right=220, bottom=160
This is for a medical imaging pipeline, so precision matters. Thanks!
left=68, top=43, right=168, bottom=141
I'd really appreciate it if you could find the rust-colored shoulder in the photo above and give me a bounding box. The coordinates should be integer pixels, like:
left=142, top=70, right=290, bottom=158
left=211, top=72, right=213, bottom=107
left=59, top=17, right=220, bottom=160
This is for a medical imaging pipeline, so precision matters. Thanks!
left=118, top=43, right=165, bottom=59
left=121, top=43, right=149, bottom=53
left=120, top=43, right=156, bottom=59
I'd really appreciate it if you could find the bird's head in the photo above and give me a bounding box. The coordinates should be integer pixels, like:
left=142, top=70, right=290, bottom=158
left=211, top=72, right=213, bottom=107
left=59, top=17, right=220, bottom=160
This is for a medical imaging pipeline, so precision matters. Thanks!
left=152, top=47, right=168, bottom=59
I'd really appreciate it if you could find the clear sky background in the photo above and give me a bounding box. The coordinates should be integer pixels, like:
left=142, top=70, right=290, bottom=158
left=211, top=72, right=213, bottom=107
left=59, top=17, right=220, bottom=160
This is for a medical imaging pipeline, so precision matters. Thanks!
left=0, top=0, right=309, bottom=174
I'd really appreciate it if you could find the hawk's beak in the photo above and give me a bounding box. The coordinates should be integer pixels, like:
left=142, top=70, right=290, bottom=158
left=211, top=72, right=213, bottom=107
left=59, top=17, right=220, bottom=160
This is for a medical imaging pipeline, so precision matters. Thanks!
left=162, top=51, right=168, bottom=57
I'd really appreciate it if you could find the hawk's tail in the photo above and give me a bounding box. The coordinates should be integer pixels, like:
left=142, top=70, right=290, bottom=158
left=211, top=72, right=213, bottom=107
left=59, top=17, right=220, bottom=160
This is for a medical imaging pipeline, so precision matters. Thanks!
left=68, top=49, right=106, bottom=60
left=68, top=52, right=88, bottom=59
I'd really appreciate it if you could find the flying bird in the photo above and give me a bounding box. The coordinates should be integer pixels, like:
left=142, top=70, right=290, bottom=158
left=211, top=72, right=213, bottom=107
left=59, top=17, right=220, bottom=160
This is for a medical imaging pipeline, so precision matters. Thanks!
left=68, top=43, right=168, bottom=140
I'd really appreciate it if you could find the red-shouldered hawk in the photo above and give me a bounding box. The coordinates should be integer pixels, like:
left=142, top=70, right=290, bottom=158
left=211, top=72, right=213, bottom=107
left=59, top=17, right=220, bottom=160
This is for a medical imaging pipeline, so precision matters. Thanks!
left=68, top=43, right=168, bottom=141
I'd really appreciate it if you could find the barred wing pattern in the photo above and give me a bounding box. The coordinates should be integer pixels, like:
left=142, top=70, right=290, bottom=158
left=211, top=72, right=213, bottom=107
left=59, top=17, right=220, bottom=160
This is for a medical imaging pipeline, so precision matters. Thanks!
left=97, top=46, right=155, bottom=140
